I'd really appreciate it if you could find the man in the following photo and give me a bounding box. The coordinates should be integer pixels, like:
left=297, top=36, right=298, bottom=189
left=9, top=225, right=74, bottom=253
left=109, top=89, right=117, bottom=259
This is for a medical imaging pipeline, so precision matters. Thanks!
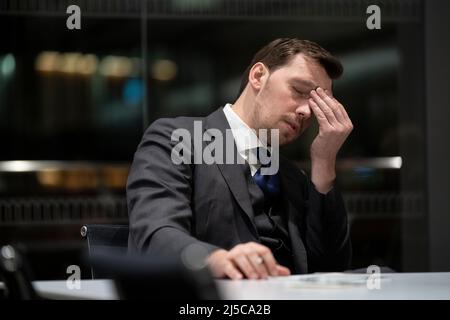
left=127, top=38, right=353, bottom=280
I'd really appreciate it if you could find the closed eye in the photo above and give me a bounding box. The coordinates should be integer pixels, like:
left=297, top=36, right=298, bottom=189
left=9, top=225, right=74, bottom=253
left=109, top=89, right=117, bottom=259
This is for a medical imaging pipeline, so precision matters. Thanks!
left=292, top=87, right=310, bottom=98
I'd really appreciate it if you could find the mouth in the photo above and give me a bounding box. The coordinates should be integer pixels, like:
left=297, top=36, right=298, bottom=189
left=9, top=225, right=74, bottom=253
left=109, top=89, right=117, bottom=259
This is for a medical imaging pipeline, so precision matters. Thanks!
left=284, top=120, right=299, bottom=134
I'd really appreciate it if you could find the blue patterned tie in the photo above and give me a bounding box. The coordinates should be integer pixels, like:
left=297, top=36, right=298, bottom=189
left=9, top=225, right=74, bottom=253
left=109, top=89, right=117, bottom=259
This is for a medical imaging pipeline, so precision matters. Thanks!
left=252, top=147, right=280, bottom=199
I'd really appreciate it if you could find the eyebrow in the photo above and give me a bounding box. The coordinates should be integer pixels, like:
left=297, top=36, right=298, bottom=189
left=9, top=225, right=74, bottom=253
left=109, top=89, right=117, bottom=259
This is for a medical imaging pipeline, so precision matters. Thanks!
left=290, top=78, right=319, bottom=91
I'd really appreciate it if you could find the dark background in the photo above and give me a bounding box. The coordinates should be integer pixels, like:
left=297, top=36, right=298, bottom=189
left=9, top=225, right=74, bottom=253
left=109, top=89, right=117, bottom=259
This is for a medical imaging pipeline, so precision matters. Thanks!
left=0, top=0, right=448, bottom=280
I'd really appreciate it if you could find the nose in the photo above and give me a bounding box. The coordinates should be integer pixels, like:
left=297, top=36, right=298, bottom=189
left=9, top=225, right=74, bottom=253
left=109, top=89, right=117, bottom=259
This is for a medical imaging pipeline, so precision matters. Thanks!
left=295, top=101, right=312, bottom=121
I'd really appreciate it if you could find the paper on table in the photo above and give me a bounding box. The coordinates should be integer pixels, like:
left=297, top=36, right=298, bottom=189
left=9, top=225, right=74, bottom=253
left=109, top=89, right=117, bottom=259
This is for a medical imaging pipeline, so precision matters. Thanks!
left=268, top=272, right=391, bottom=289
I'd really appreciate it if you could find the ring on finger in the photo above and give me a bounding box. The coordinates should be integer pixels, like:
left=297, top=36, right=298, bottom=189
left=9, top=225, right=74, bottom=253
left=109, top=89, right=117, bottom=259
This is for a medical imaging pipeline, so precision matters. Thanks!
left=254, top=256, right=264, bottom=265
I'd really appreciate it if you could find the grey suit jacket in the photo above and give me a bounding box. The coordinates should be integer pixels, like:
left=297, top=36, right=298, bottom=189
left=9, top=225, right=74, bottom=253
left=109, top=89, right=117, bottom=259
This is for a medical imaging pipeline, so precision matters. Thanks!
left=127, top=107, right=352, bottom=273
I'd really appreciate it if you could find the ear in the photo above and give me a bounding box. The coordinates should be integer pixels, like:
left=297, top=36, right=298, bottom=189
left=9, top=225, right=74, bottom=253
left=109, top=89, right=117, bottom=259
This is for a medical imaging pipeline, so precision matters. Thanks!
left=248, top=62, right=269, bottom=91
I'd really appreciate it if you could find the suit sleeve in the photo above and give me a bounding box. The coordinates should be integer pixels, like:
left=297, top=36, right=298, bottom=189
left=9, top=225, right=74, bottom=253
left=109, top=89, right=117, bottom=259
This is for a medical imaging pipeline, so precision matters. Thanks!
left=301, top=172, right=352, bottom=272
left=126, top=118, right=220, bottom=258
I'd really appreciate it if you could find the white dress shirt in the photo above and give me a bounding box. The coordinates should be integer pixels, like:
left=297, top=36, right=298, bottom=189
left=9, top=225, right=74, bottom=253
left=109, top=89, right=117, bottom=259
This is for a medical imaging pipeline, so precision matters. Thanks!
left=222, top=103, right=271, bottom=176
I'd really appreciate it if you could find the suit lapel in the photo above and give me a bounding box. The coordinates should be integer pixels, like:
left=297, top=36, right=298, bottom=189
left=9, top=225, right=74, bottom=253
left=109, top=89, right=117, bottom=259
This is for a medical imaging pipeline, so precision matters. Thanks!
left=203, top=108, right=310, bottom=272
left=279, top=159, right=309, bottom=274
left=204, top=108, right=258, bottom=237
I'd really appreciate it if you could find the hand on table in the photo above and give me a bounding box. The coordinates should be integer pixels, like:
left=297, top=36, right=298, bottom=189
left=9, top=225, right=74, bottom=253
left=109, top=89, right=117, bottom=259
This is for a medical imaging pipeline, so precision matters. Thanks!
left=206, top=242, right=291, bottom=280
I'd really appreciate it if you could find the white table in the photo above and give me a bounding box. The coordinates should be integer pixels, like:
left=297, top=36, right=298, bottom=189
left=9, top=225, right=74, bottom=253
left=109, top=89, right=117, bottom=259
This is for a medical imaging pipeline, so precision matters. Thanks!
left=30, top=272, right=450, bottom=300
left=33, top=279, right=118, bottom=300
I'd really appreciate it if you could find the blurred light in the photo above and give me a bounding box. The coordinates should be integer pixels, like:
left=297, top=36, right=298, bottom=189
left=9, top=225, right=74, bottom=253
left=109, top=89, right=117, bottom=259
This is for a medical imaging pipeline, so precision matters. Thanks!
left=60, top=53, right=83, bottom=74
left=0, top=161, right=36, bottom=172
left=353, top=157, right=403, bottom=171
left=1, top=54, right=16, bottom=77
left=37, top=170, right=63, bottom=188
left=152, top=59, right=177, bottom=81
left=99, top=56, right=133, bottom=78
left=338, top=157, right=403, bottom=171
left=35, top=52, right=140, bottom=78
left=64, top=170, right=98, bottom=190
left=391, top=156, right=402, bottom=169
left=123, top=78, right=143, bottom=105
left=38, top=169, right=99, bottom=190
left=101, top=166, right=129, bottom=188
left=77, top=54, right=98, bottom=75
left=35, top=51, right=61, bottom=73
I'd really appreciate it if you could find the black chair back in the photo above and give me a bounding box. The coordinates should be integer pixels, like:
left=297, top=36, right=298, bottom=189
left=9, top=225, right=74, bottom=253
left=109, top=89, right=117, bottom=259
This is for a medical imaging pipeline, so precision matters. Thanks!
left=89, top=250, right=221, bottom=300
left=80, top=224, right=220, bottom=299
left=80, top=224, right=129, bottom=279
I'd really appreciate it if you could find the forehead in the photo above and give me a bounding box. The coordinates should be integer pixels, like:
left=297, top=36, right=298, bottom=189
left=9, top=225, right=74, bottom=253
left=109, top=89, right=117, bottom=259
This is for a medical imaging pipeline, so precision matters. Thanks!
left=274, top=53, right=332, bottom=91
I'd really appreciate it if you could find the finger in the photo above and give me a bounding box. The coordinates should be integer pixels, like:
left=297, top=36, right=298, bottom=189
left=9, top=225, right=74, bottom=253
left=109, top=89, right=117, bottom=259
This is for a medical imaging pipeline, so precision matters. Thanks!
left=233, top=254, right=259, bottom=279
left=308, top=98, right=333, bottom=129
left=310, top=89, right=339, bottom=127
left=275, top=265, right=291, bottom=276
left=224, top=261, right=243, bottom=280
left=321, top=89, right=346, bottom=124
left=248, top=254, right=270, bottom=279
left=327, top=92, right=349, bottom=120
left=251, top=244, right=279, bottom=276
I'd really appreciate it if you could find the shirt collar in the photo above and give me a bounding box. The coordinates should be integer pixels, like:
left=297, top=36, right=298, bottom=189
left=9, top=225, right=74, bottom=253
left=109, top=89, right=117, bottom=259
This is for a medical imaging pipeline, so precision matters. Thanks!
left=222, top=103, right=271, bottom=156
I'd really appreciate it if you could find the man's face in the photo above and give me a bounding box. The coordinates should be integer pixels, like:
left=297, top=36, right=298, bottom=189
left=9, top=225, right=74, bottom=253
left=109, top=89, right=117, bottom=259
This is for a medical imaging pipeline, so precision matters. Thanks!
left=252, top=53, right=332, bottom=145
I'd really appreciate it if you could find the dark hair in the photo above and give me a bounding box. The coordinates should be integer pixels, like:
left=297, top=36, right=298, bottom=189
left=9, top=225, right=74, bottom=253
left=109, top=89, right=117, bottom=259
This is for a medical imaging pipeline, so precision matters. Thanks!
left=238, top=38, right=343, bottom=95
